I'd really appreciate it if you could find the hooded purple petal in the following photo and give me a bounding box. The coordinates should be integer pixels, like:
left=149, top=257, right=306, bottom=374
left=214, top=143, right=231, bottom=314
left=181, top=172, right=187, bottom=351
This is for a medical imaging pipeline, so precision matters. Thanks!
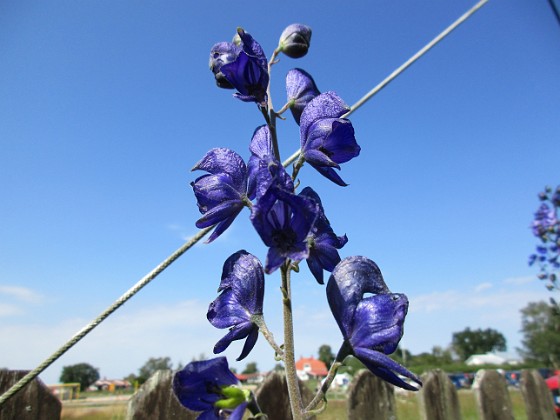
left=299, top=93, right=360, bottom=186
left=191, top=148, right=249, bottom=242
left=326, top=257, right=389, bottom=334
left=286, top=68, right=320, bottom=125
left=207, top=251, right=264, bottom=360
left=299, top=92, right=349, bottom=142
left=247, top=125, right=293, bottom=200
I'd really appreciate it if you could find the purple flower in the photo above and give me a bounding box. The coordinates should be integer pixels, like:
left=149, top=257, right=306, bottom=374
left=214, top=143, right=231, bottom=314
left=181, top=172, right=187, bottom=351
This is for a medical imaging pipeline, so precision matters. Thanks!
left=216, top=28, right=269, bottom=106
left=286, top=68, right=320, bottom=125
left=300, top=92, right=361, bottom=186
left=532, top=203, right=557, bottom=237
left=207, top=251, right=264, bottom=361
left=173, top=357, right=248, bottom=420
left=247, top=125, right=294, bottom=200
left=278, top=24, right=312, bottom=58
left=299, top=187, right=347, bottom=284
left=326, top=256, right=421, bottom=390
left=191, top=148, right=249, bottom=243
left=251, top=185, right=318, bottom=273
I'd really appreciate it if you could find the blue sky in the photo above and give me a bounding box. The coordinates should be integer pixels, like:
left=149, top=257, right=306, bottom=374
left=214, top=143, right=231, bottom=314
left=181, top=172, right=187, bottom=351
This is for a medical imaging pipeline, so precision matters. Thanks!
left=1, top=0, right=559, bottom=385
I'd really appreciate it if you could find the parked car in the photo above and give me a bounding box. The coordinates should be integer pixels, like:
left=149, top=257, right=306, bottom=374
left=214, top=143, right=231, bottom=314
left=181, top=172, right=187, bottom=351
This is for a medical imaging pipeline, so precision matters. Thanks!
left=545, top=374, right=560, bottom=416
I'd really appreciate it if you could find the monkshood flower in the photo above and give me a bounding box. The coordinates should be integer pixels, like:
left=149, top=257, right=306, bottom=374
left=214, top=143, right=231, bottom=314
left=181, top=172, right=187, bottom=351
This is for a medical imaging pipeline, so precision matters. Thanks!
left=278, top=24, right=312, bottom=58
left=207, top=251, right=264, bottom=361
left=173, top=357, right=248, bottom=420
left=191, top=148, right=249, bottom=243
left=251, top=184, right=319, bottom=273
left=286, top=68, right=320, bottom=125
left=300, top=92, right=361, bottom=186
left=532, top=203, right=557, bottom=237
left=299, top=187, right=347, bottom=284
left=326, top=256, right=422, bottom=391
left=214, top=28, right=269, bottom=106
left=247, top=125, right=293, bottom=200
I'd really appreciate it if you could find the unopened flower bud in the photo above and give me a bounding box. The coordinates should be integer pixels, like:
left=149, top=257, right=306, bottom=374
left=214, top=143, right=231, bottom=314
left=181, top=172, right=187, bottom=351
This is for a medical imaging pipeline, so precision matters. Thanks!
left=278, top=24, right=312, bottom=58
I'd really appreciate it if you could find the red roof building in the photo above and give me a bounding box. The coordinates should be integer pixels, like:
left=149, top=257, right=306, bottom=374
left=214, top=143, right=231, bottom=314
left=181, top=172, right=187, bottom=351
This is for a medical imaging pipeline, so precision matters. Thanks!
left=295, top=356, right=328, bottom=380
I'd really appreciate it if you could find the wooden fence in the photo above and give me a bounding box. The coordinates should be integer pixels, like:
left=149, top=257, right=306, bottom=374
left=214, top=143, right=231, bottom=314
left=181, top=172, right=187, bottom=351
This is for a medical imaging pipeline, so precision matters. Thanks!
left=0, top=368, right=556, bottom=419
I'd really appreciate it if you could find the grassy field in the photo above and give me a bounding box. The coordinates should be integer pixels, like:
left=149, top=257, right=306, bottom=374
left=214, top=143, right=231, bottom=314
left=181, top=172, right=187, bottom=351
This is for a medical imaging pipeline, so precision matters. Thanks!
left=60, top=388, right=529, bottom=419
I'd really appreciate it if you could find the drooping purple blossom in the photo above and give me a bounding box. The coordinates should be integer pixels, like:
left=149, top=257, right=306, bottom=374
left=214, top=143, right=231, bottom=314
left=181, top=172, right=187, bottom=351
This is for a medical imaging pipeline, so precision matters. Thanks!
left=217, top=28, right=269, bottom=106
left=251, top=185, right=319, bottom=274
left=173, top=357, right=247, bottom=420
left=247, top=125, right=294, bottom=200
left=286, top=68, right=320, bottom=125
left=300, top=92, right=361, bottom=186
left=278, top=24, right=312, bottom=58
left=299, top=187, right=347, bottom=284
left=207, top=251, right=264, bottom=361
left=191, top=148, right=249, bottom=243
left=326, top=256, right=421, bottom=390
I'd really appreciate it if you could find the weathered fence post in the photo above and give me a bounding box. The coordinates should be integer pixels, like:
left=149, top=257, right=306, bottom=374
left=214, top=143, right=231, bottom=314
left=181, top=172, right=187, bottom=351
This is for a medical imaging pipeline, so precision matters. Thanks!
left=473, top=369, right=514, bottom=420
left=126, top=370, right=196, bottom=420
left=254, top=371, right=315, bottom=420
left=0, top=369, right=61, bottom=420
left=520, top=369, right=557, bottom=420
left=417, top=369, right=461, bottom=420
left=347, top=369, right=396, bottom=420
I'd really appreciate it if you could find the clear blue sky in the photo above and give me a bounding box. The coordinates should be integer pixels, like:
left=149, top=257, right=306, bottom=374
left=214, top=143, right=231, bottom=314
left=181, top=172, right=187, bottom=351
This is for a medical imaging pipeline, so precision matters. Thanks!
left=1, top=0, right=559, bottom=384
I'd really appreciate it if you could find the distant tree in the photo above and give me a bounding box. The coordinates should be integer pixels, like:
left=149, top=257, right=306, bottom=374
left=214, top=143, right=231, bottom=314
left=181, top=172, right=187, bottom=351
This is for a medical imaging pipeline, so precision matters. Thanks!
left=273, top=363, right=284, bottom=372
left=60, top=363, right=100, bottom=391
left=318, top=344, right=335, bottom=367
left=431, top=345, right=454, bottom=364
left=451, top=327, right=507, bottom=361
left=137, top=356, right=173, bottom=384
left=519, top=301, right=560, bottom=368
left=242, top=362, right=258, bottom=374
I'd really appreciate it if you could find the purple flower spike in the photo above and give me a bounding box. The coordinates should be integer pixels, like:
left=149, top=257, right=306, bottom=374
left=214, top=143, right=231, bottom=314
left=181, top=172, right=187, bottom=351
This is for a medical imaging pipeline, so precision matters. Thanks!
left=286, top=68, right=320, bottom=125
left=173, top=357, right=248, bottom=420
left=219, top=28, right=269, bottom=106
left=207, top=251, right=264, bottom=361
left=326, top=256, right=422, bottom=391
left=300, top=92, right=361, bottom=186
left=247, top=125, right=293, bottom=200
left=251, top=186, right=318, bottom=273
left=299, top=187, right=347, bottom=284
left=191, top=148, right=249, bottom=243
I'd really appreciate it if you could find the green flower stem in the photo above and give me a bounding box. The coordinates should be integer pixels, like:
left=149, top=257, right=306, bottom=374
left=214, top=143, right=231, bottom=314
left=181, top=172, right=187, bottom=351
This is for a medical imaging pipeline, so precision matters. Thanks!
left=252, top=314, right=284, bottom=358
left=260, top=107, right=281, bottom=161
left=304, top=341, right=352, bottom=416
left=281, top=262, right=304, bottom=420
